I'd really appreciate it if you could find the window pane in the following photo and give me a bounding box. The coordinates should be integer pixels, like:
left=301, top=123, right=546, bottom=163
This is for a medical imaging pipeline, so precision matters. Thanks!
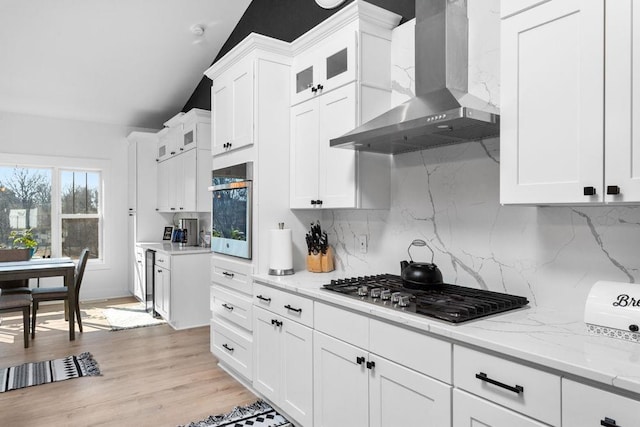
left=61, top=171, right=100, bottom=214
left=62, top=218, right=99, bottom=259
left=0, top=167, right=52, bottom=258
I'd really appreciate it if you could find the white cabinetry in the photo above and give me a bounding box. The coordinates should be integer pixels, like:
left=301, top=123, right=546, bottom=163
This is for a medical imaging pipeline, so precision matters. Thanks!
left=501, top=0, right=640, bottom=204
left=452, top=389, right=547, bottom=427
left=206, top=35, right=291, bottom=158
left=289, top=1, right=399, bottom=209
left=133, top=246, right=145, bottom=302
left=253, top=283, right=313, bottom=427
left=210, top=256, right=254, bottom=381
left=562, top=379, right=640, bottom=427
left=155, top=109, right=211, bottom=213
left=152, top=251, right=210, bottom=329
left=313, top=302, right=452, bottom=427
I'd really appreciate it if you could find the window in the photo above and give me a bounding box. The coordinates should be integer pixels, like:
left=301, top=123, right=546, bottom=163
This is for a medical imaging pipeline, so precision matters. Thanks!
left=0, top=166, right=102, bottom=260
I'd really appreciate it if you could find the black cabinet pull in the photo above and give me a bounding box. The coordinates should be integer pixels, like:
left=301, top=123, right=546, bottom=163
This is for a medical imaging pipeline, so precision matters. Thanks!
left=222, top=343, right=234, bottom=352
left=366, top=361, right=375, bottom=370
left=256, top=295, right=271, bottom=303
left=607, top=185, right=621, bottom=195
left=271, top=319, right=283, bottom=327
left=317, top=84, right=324, bottom=91
left=222, top=303, right=234, bottom=311
left=311, top=200, right=317, bottom=205
left=583, top=186, right=596, bottom=196
left=601, top=417, right=619, bottom=427
left=170, top=151, right=176, bottom=155
left=317, top=199, right=323, bottom=205
left=284, top=304, right=302, bottom=313
left=222, top=271, right=234, bottom=278
left=311, top=86, right=318, bottom=93
left=356, top=356, right=365, bottom=365
left=475, top=372, right=523, bottom=394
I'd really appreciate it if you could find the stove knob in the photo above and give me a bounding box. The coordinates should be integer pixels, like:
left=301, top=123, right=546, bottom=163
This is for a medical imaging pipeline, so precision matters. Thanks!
left=391, top=292, right=402, bottom=303
left=330, top=279, right=338, bottom=285
left=380, top=289, right=391, bottom=300
left=397, top=295, right=411, bottom=307
left=370, top=288, right=381, bottom=299
left=357, top=285, right=368, bottom=296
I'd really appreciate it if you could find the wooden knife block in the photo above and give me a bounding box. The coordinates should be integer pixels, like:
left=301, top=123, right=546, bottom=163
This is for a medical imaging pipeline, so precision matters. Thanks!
left=307, top=246, right=334, bottom=273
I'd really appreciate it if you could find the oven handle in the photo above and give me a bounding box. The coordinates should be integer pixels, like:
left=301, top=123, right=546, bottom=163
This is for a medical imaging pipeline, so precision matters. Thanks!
left=475, top=372, right=524, bottom=394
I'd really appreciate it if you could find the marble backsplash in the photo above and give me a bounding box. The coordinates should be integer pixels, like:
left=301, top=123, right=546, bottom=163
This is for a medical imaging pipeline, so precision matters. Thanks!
left=317, top=0, right=640, bottom=310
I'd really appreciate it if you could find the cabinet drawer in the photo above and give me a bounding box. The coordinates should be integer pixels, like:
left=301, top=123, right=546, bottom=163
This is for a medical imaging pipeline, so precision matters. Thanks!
left=210, top=318, right=252, bottom=381
left=453, top=389, right=548, bottom=427
left=453, top=345, right=560, bottom=426
left=562, top=379, right=640, bottom=427
left=370, top=318, right=452, bottom=384
left=210, top=285, right=253, bottom=331
left=253, top=282, right=314, bottom=327
left=314, top=302, right=368, bottom=349
left=211, top=256, right=253, bottom=295
left=154, top=253, right=171, bottom=270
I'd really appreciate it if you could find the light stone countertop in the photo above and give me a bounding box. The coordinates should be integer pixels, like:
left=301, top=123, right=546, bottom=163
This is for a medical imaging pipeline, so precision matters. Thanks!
left=253, top=270, right=640, bottom=397
left=137, top=242, right=211, bottom=255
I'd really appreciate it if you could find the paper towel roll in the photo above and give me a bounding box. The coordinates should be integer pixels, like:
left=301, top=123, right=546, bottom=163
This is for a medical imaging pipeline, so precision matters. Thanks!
left=269, top=228, right=294, bottom=275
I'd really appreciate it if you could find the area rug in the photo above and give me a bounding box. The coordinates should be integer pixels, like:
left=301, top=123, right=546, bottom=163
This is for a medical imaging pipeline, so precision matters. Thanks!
left=103, top=303, right=166, bottom=331
left=179, top=400, right=292, bottom=427
left=0, top=352, right=101, bottom=393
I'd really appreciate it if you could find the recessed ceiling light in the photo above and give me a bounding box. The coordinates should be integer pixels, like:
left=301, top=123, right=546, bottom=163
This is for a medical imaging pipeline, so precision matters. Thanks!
left=315, top=0, right=347, bottom=9
left=190, top=24, right=205, bottom=36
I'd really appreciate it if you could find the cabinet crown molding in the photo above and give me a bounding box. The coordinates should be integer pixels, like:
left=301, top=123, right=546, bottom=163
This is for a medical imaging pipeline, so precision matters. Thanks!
left=204, top=33, right=291, bottom=81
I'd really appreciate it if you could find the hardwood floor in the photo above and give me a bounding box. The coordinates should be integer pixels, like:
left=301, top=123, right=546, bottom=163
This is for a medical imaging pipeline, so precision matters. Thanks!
left=0, top=297, right=257, bottom=426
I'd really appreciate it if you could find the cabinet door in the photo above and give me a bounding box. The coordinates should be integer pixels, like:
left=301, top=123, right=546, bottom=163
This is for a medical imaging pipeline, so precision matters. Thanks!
left=500, top=0, right=604, bottom=204
left=177, top=149, right=197, bottom=212
left=318, top=83, right=357, bottom=208
left=562, top=379, right=640, bottom=427
left=156, top=160, right=170, bottom=212
left=133, top=247, right=145, bottom=302
left=290, top=98, right=320, bottom=208
left=280, top=318, right=313, bottom=427
left=166, top=157, right=178, bottom=211
left=253, top=307, right=281, bottom=402
left=212, top=57, right=254, bottom=156
left=369, top=355, right=451, bottom=427
left=452, top=389, right=547, bottom=427
left=154, top=266, right=170, bottom=320
left=605, top=0, right=640, bottom=202
left=313, top=331, right=369, bottom=427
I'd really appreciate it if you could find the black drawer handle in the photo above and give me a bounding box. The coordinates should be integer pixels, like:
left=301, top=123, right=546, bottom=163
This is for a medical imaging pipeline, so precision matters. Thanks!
left=583, top=186, right=596, bottom=196
left=222, top=343, right=234, bottom=352
left=356, top=356, right=365, bottom=365
left=222, top=303, right=234, bottom=311
left=601, top=417, right=620, bottom=427
left=256, top=295, right=271, bottom=303
left=222, top=271, right=234, bottom=278
left=366, top=361, right=375, bottom=370
left=284, top=304, right=302, bottom=313
left=607, top=185, right=621, bottom=195
left=475, top=372, right=524, bottom=394
left=271, top=319, right=283, bottom=327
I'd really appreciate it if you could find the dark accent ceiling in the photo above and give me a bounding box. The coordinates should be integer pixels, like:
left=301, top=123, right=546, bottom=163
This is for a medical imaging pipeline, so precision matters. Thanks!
left=182, top=0, right=414, bottom=112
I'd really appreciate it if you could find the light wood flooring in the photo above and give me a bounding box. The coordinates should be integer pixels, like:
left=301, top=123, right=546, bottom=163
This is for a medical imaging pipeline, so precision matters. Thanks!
left=0, top=297, right=257, bottom=427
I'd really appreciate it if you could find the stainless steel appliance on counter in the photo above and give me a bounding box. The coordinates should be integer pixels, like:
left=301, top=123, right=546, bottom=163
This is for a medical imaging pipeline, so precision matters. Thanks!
left=209, top=162, right=253, bottom=259
left=177, top=218, right=199, bottom=246
left=323, top=274, right=529, bottom=323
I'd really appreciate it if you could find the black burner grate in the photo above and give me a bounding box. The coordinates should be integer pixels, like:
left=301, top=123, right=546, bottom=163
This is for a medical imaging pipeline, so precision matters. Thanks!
left=322, top=274, right=528, bottom=323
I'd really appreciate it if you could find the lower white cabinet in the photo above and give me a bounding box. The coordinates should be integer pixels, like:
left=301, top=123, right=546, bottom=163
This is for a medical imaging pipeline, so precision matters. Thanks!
left=313, top=330, right=451, bottom=427
left=133, top=246, right=145, bottom=302
left=153, top=264, right=170, bottom=320
left=562, top=379, right=640, bottom=427
left=253, top=306, right=313, bottom=427
left=452, top=389, right=547, bottom=427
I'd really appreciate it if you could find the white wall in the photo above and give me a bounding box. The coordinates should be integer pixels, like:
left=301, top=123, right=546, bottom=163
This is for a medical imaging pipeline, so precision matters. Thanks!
left=0, top=110, right=150, bottom=300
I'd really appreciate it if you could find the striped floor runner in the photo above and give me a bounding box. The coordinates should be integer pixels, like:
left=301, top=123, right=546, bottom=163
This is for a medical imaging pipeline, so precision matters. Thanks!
left=0, top=352, right=101, bottom=392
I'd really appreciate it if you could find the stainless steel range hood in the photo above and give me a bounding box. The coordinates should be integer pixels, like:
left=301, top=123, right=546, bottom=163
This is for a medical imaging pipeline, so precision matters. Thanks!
left=330, top=0, right=499, bottom=155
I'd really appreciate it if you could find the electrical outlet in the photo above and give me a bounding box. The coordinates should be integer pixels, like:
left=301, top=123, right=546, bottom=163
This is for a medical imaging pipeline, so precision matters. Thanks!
left=356, top=235, right=368, bottom=254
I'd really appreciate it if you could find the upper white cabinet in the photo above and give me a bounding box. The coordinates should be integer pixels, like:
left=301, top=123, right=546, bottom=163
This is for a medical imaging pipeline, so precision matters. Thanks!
left=205, top=35, right=291, bottom=157
left=500, top=0, right=640, bottom=204
left=289, top=1, right=400, bottom=209
left=155, top=109, right=211, bottom=213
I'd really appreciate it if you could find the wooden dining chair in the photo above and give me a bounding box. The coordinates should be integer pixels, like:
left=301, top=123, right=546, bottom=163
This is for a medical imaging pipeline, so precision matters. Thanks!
left=0, top=293, right=32, bottom=348
left=30, top=248, right=89, bottom=338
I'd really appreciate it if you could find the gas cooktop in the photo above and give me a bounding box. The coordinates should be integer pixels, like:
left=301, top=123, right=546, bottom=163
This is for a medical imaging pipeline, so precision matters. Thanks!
left=322, top=274, right=529, bottom=324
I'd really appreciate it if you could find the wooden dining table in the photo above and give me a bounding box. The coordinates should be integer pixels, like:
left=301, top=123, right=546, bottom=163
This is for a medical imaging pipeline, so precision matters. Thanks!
left=0, top=258, right=77, bottom=340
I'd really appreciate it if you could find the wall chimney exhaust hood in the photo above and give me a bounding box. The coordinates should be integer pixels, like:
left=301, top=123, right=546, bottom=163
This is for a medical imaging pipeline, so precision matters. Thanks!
left=330, top=0, right=499, bottom=155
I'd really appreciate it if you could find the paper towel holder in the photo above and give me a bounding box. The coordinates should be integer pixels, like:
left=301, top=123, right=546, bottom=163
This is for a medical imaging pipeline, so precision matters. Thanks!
left=268, top=222, right=295, bottom=276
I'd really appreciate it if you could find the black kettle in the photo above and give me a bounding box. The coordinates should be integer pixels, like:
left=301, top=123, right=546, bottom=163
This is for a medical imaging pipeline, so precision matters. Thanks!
left=400, top=239, right=443, bottom=289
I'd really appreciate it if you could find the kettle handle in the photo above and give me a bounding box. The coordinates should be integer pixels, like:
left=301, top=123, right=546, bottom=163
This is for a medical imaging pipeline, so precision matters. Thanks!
left=408, top=239, right=435, bottom=263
